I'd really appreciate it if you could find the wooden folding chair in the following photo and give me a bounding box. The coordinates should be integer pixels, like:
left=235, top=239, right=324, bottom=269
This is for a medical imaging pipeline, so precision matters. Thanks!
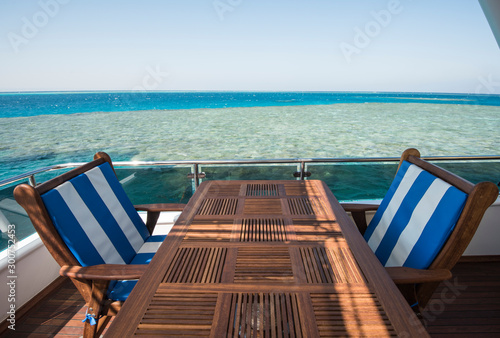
left=342, top=148, right=498, bottom=311
left=14, top=152, right=186, bottom=337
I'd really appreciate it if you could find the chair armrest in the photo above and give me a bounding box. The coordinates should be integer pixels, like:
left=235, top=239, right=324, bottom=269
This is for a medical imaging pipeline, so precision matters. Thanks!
left=135, top=203, right=187, bottom=234
left=60, top=264, right=148, bottom=280
left=386, top=266, right=452, bottom=284
left=134, top=203, right=187, bottom=212
left=340, top=203, right=379, bottom=213
left=340, top=203, right=379, bottom=235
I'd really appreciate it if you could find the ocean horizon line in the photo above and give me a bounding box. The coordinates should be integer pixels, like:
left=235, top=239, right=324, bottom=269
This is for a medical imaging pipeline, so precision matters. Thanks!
left=1, top=90, right=500, bottom=96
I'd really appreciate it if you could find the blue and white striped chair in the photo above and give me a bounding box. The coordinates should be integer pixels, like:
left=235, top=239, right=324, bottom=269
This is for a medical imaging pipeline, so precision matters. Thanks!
left=14, top=152, right=186, bottom=338
left=343, top=148, right=498, bottom=311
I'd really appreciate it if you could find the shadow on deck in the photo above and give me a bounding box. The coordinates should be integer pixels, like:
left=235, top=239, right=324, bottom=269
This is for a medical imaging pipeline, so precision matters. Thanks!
left=2, top=259, right=499, bottom=337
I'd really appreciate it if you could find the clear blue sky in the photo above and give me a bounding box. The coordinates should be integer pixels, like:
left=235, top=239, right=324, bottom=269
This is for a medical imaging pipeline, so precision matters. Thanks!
left=1, top=0, right=499, bottom=93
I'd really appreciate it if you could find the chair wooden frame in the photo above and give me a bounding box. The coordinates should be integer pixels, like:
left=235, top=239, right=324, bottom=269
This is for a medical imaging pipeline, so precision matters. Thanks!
left=342, top=148, right=499, bottom=311
left=13, top=152, right=186, bottom=337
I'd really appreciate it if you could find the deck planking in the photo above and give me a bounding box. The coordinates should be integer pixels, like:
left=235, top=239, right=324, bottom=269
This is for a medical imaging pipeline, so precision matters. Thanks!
left=3, top=260, right=499, bottom=337
left=422, top=260, right=500, bottom=337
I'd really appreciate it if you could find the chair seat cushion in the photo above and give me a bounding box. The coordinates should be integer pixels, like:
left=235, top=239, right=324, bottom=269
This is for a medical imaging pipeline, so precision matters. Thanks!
left=107, top=235, right=166, bottom=301
left=364, top=160, right=468, bottom=269
left=107, top=280, right=138, bottom=302
left=130, top=235, right=166, bottom=265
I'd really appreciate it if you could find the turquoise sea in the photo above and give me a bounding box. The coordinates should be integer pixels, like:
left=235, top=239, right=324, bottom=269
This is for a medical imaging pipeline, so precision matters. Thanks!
left=1, top=91, right=500, bottom=182
left=1, top=91, right=500, bottom=250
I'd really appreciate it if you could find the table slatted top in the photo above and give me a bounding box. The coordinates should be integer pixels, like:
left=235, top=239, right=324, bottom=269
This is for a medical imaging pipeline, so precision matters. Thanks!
left=106, top=180, right=428, bottom=337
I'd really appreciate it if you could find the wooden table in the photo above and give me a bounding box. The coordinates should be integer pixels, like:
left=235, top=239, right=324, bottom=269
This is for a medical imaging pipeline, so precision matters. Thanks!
left=106, top=180, right=429, bottom=337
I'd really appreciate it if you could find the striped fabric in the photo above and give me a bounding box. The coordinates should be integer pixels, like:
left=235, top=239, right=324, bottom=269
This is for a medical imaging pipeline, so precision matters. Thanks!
left=130, top=235, right=166, bottom=265
left=41, top=162, right=154, bottom=267
left=364, top=161, right=467, bottom=269
left=41, top=162, right=167, bottom=301
left=108, top=234, right=166, bottom=301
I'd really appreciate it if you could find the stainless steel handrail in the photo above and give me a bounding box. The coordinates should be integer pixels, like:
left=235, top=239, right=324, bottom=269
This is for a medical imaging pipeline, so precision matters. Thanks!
left=1, top=154, right=500, bottom=188
left=51, top=154, right=500, bottom=166
left=0, top=165, right=59, bottom=187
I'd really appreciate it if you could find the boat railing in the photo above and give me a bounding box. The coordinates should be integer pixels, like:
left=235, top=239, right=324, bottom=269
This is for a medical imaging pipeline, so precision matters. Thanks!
left=0, top=154, right=499, bottom=252
left=2, top=154, right=499, bottom=189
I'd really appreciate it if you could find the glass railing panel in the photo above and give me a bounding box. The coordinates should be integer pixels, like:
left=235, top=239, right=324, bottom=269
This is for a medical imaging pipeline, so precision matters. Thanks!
left=1, top=157, right=498, bottom=253
left=199, top=164, right=299, bottom=182
left=115, top=166, right=193, bottom=204
left=307, top=159, right=500, bottom=202
left=429, top=160, right=500, bottom=186
left=306, top=162, right=398, bottom=201
left=0, top=180, right=34, bottom=252
left=31, top=167, right=76, bottom=185
left=0, top=165, right=193, bottom=253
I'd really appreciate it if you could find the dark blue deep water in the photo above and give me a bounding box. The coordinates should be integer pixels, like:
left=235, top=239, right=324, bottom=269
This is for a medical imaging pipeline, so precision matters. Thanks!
left=2, top=91, right=500, bottom=118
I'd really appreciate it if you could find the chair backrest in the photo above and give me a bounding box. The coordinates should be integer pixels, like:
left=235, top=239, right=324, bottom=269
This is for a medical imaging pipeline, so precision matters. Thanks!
left=14, top=153, right=152, bottom=266
left=40, top=161, right=149, bottom=267
left=365, top=149, right=498, bottom=269
left=364, top=159, right=468, bottom=269
left=363, top=148, right=498, bottom=307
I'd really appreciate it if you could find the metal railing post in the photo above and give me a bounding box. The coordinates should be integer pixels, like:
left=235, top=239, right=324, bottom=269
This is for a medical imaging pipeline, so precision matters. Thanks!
left=300, top=161, right=306, bottom=180
left=193, top=163, right=200, bottom=189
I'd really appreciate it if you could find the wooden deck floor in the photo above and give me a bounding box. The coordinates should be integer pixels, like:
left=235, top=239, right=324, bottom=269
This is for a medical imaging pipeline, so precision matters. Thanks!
left=3, top=260, right=499, bottom=337
left=422, top=260, right=500, bottom=337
